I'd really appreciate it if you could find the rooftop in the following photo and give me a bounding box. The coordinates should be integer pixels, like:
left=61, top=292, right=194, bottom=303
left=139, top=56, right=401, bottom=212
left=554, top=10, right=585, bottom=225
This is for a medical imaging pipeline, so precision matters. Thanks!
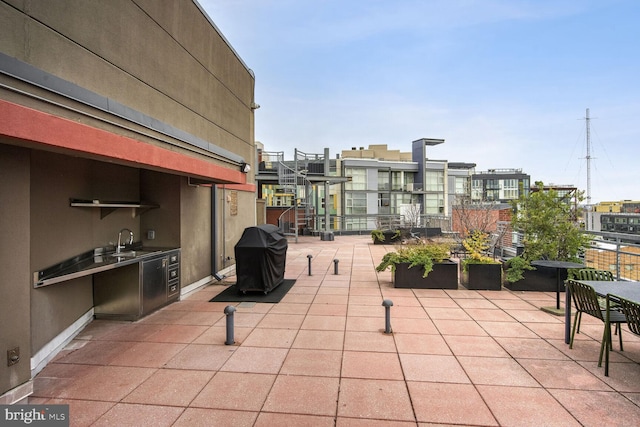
left=24, top=235, right=640, bottom=426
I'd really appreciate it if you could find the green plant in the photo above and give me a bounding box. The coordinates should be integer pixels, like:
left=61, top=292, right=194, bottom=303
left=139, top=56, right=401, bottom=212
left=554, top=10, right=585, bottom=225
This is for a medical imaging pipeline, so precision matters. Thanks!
left=460, top=230, right=499, bottom=272
left=370, top=229, right=401, bottom=243
left=504, top=255, right=535, bottom=283
left=505, top=182, right=592, bottom=282
left=375, top=243, right=451, bottom=278
left=371, top=229, right=385, bottom=242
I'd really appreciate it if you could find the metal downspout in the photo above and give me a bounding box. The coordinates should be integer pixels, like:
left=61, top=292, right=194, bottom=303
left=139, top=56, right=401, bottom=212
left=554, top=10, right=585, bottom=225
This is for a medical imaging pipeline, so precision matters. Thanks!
left=211, top=185, right=217, bottom=276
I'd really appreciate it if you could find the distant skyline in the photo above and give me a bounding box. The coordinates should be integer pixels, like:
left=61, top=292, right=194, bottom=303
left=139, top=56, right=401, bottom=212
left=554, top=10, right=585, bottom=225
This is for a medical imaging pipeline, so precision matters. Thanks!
left=200, top=0, right=640, bottom=203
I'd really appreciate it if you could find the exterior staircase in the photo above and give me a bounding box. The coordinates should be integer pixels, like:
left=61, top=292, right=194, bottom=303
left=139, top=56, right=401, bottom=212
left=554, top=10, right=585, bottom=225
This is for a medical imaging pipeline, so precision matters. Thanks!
left=277, top=155, right=313, bottom=242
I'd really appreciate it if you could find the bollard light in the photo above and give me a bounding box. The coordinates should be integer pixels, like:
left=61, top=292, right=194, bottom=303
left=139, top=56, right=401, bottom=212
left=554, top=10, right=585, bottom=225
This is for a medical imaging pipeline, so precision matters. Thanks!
left=224, top=305, right=237, bottom=345
left=307, top=254, right=313, bottom=276
left=333, top=259, right=339, bottom=275
left=382, top=299, right=394, bottom=334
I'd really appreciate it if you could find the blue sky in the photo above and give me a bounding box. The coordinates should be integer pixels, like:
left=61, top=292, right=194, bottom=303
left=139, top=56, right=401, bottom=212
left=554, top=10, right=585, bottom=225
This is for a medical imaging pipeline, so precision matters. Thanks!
left=199, top=0, right=640, bottom=204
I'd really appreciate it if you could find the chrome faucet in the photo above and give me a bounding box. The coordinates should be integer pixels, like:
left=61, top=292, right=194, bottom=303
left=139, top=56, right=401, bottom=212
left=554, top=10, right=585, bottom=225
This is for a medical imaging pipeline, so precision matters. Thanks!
left=116, top=228, right=134, bottom=253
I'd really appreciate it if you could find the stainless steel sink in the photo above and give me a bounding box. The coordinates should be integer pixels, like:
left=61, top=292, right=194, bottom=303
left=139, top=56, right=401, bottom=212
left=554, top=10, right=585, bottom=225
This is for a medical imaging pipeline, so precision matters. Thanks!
left=109, top=250, right=152, bottom=258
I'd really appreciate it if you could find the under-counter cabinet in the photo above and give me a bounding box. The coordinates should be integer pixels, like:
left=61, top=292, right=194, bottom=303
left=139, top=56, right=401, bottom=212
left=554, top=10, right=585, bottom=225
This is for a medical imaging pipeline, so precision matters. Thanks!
left=94, top=250, right=180, bottom=320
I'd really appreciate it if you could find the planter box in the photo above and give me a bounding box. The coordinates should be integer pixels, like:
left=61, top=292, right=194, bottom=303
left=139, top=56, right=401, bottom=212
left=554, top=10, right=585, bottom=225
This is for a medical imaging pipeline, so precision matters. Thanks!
left=373, top=230, right=402, bottom=245
left=462, top=263, right=502, bottom=291
left=394, top=261, right=458, bottom=289
left=503, top=263, right=567, bottom=292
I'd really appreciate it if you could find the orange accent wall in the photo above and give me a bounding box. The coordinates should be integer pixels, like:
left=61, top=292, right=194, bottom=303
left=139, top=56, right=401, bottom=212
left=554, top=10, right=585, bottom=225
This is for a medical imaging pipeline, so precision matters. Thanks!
left=0, top=99, right=255, bottom=192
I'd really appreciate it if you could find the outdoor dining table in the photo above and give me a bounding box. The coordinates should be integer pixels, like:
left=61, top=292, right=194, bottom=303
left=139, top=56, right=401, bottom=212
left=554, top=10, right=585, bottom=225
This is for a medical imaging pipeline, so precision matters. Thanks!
left=567, top=279, right=640, bottom=344
left=569, top=280, right=640, bottom=376
left=531, top=260, right=584, bottom=314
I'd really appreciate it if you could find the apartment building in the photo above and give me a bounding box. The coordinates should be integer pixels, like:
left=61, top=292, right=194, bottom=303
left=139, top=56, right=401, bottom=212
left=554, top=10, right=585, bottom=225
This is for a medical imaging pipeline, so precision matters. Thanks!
left=471, top=168, right=530, bottom=202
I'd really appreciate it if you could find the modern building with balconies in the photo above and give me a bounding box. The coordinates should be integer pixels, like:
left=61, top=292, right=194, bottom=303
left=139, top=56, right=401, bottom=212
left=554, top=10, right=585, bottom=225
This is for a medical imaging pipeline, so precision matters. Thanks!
left=472, top=168, right=531, bottom=202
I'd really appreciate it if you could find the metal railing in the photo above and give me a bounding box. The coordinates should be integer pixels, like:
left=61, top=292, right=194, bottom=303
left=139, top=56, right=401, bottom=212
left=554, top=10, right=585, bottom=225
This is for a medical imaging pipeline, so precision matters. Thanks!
left=582, top=232, right=640, bottom=281
left=495, top=230, right=640, bottom=281
left=276, top=209, right=640, bottom=282
left=280, top=214, right=452, bottom=236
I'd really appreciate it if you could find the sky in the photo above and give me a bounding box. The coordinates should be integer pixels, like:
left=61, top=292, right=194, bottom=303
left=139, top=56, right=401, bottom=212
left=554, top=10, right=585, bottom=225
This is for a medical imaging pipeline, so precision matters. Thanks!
left=199, top=0, right=640, bottom=204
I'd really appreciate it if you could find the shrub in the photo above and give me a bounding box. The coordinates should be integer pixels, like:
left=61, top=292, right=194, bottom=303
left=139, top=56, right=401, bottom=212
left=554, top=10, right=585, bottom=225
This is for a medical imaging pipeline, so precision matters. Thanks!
left=375, top=243, right=451, bottom=278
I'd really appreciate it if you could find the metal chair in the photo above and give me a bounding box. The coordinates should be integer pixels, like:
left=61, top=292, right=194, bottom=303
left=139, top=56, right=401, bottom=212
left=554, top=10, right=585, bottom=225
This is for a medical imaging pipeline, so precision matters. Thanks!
left=576, top=268, right=614, bottom=281
left=606, top=294, right=640, bottom=376
left=566, top=280, right=625, bottom=371
left=575, top=268, right=620, bottom=321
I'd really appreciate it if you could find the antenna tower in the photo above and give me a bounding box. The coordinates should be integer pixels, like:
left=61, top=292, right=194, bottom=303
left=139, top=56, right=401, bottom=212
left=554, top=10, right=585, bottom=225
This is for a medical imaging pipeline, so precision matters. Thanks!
left=585, top=108, right=591, bottom=207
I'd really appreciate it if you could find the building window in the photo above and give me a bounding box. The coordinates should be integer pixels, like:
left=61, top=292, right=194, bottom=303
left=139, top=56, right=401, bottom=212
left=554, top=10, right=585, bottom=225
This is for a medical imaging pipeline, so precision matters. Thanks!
left=378, top=170, right=390, bottom=191
left=391, top=193, right=416, bottom=214
left=486, top=190, right=499, bottom=201
left=454, top=177, right=469, bottom=195
left=471, top=179, right=483, bottom=200
left=378, top=193, right=390, bottom=214
left=486, top=179, right=500, bottom=190
left=503, top=179, right=518, bottom=199
left=391, top=171, right=402, bottom=190
left=424, top=194, right=444, bottom=214
left=425, top=170, right=444, bottom=192
left=345, top=168, right=366, bottom=190
left=345, top=192, right=367, bottom=214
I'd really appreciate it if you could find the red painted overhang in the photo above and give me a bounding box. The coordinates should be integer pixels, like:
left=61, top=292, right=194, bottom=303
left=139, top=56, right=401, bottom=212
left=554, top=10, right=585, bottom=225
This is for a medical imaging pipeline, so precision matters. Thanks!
left=0, top=99, right=255, bottom=191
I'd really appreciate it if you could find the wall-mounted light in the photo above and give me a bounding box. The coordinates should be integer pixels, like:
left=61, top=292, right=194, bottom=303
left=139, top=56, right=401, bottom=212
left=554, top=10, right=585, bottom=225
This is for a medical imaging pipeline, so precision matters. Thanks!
left=240, top=162, right=251, bottom=173
left=250, top=102, right=260, bottom=110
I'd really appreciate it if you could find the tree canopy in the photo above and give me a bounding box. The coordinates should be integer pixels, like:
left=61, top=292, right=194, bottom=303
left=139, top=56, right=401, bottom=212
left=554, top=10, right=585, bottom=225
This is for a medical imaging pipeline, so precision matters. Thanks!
left=511, top=182, right=591, bottom=262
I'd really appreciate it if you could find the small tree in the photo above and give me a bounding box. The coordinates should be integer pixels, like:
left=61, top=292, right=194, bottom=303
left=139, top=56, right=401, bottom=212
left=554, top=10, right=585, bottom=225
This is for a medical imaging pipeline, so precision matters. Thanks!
left=461, top=230, right=498, bottom=270
left=453, top=195, right=499, bottom=236
left=506, top=181, right=592, bottom=281
left=400, top=203, right=422, bottom=231
left=452, top=195, right=509, bottom=255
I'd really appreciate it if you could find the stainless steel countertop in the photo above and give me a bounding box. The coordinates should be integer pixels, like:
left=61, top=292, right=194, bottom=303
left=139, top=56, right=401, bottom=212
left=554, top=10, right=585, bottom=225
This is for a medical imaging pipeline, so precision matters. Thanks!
left=34, top=246, right=179, bottom=288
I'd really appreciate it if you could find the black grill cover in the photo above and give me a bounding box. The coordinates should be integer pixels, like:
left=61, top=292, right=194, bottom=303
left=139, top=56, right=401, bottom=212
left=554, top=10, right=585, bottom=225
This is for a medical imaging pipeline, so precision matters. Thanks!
left=234, top=224, right=288, bottom=293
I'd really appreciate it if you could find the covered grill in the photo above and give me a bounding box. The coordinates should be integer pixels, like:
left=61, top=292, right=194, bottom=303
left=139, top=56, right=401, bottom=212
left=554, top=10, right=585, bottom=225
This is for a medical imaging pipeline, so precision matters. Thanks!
left=234, top=224, right=288, bottom=293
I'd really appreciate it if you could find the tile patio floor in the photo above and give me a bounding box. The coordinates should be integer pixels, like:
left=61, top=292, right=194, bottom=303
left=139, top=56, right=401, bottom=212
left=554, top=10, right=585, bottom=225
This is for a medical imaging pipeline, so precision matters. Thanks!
left=25, top=235, right=640, bottom=426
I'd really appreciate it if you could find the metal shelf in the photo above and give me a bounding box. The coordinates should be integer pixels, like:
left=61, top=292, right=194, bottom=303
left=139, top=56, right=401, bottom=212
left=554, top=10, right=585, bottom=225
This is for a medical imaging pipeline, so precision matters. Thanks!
left=70, top=199, right=159, bottom=219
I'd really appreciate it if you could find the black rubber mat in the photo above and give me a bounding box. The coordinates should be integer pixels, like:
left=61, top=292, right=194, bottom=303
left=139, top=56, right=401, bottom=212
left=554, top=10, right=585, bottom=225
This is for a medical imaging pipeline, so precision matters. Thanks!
left=209, top=279, right=296, bottom=303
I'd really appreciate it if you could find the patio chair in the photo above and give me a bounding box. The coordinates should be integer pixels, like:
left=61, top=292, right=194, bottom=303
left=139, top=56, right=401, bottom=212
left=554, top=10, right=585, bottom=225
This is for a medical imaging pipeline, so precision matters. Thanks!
left=605, top=294, right=640, bottom=376
left=616, top=295, right=640, bottom=336
left=566, top=280, right=625, bottom=370
left=575, top=268, right=620, bottom=324
left=576, top=269, right=614, bottom=281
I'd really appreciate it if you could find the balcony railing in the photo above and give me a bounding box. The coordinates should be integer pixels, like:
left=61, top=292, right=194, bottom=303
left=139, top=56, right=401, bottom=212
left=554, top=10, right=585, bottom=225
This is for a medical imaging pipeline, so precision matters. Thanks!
left=284, top=214, right=452, bottom=236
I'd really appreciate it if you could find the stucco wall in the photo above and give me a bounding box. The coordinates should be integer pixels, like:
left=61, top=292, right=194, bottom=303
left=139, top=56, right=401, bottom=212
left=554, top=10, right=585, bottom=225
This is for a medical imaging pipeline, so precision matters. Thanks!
left=0, top=143, right=31, bottom=396
left=1, top=0, right=255, bottom=164
left=179, top=178, right=212, bottom=283
left=0, top=0, right=257, bottom=398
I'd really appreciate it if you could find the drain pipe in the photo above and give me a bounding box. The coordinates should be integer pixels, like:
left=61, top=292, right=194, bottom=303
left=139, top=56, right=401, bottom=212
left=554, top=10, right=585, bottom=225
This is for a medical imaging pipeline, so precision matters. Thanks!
left=211, top=186, right=217, bottom=276
left=221, top=185, right=226, bottom=268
